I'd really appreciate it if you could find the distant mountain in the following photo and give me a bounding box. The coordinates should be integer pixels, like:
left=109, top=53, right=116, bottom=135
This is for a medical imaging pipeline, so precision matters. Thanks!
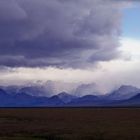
left=47, top=95, right=64, bottom=106
left=0, top=86, right=21, bottom=95
left=0, top=84, right=140, bottom=107
left=0, top=89, right=9, bottom=97
left=126, top=93, right=140, bottom=105
left=67, top=95, right=103, bottom=106
left=56, top=92, right=77, bottom=103
left=0, top=89, right=64, bottom=107
left=0, top=84, right=55, bottom=97
left=0, top=89, right=12, bottom=106
left=67, top=85, right=140, bottom=107
left=107, top=85, right=140, bottom=100
left=110, top=93, right=140, bottom=107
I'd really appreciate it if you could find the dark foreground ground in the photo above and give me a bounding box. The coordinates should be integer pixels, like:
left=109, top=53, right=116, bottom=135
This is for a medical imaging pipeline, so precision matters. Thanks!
left=0, top=108, right=140, bottom=140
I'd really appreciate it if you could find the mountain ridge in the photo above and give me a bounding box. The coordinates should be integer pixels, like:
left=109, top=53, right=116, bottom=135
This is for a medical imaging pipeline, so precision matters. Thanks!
left=0, top=85, right=140, bottom=107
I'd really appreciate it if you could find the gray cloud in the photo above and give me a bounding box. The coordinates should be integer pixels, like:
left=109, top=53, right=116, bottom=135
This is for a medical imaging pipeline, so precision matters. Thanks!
left=0, top=0, right=124, bottom=68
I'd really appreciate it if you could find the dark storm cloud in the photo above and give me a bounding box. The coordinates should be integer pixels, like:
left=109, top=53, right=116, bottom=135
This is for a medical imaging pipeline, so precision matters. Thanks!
left=0, top=0, right=124, bottom=68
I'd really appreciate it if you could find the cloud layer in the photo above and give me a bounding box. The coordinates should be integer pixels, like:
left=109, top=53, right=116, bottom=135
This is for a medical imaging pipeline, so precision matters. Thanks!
left=0, top=0, right=123, bottom=68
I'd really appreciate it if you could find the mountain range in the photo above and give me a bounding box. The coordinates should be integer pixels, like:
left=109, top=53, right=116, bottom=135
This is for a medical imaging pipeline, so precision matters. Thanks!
left=0, top=85, right=140, bottom=107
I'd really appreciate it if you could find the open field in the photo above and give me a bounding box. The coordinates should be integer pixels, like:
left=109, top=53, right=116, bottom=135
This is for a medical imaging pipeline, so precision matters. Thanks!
left=0, top=108, right=140, bottom=140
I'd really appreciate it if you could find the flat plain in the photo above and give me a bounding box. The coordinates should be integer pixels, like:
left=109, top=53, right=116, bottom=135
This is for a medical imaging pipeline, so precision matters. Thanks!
left=0, top=108, right=140, bottom=140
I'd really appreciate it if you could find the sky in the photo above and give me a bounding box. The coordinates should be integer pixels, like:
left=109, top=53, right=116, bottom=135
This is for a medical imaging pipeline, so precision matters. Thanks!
left=0, top=0, right=140, bottom=95
left=122, top=3, right=140, bottom=38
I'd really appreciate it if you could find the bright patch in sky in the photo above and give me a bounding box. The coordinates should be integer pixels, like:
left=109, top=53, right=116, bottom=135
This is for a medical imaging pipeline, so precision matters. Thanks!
left=120, top=38, right=140, bottom=60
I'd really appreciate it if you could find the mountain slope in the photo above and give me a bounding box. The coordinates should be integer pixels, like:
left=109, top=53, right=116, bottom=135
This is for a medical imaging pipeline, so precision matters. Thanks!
left=107, top=85, right=140, bottom=100
left=57, top=92, right=77, bottom=103
left=110, top=93, right=140, bottom=107
left=0, top=89, right=64, bottom=107
left=67, top=95, right=103, bottom=106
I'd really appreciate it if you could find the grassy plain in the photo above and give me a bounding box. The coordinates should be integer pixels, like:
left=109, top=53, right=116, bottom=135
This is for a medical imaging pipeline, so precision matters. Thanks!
left=0, top=108, right=140, bottom=140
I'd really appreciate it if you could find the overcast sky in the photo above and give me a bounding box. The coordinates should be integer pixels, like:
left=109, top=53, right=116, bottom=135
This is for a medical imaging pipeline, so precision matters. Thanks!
left=0, top=0, right=140, bottom=94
